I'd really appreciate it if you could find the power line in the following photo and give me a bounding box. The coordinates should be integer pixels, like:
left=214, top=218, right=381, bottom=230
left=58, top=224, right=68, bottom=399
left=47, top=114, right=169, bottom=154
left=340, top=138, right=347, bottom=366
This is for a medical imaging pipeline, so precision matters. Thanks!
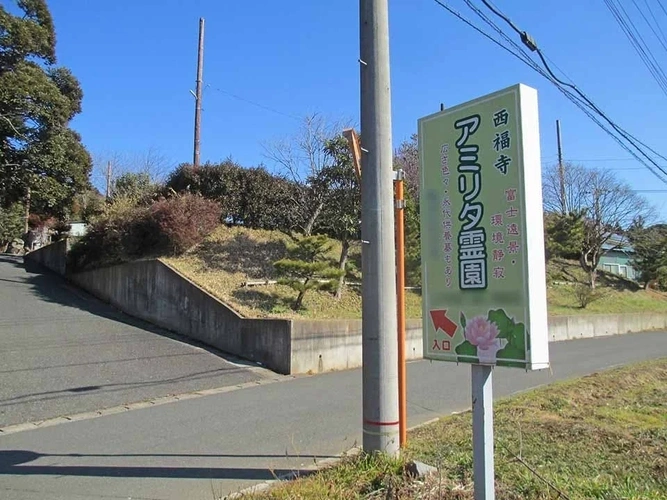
left=639, top=0, right=667, bottom=50
left=436, top=0, right=667, bottom=185
left=541, top=157, right=654, bottom=163
left=207, top=86, right=300, bottom=121
left=604, top=0, right=667, bottom=96
left=431, top=0, right=538, bottom=69
left=658, top=0, right=667, bottom=18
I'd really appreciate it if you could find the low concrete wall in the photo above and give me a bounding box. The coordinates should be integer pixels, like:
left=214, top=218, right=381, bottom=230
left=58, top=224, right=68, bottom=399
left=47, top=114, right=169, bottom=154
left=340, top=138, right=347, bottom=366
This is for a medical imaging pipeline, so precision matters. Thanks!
left=549, top=312, right=667, bottom=342
left=291, top=313, right=667, bottom=374
left=69, top=260, right=293, bottom=374
left=22, top=241, right=667, bottom=375
left=24, top=239, right=69, bottom=275
left=290, top=319, right=423, bottom=374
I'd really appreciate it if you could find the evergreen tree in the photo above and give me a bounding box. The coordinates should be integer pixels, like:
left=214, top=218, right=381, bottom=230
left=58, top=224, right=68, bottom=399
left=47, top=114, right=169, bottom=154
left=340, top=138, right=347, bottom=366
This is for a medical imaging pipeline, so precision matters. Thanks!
left=274, top=235, right=344, bottom=310
left=0, top=0, right=91, bottom=217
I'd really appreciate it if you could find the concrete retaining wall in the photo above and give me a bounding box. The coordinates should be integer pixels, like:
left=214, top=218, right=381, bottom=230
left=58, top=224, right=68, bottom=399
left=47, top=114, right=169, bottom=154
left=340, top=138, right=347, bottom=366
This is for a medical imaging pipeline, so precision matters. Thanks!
left=22, top=241, right=667, bottom=375
left=69, top=260, right=293, bottom=374
left=294, top=313, right=667, bottom=374
left=548, top=312, right=667, bottom=342
left=24, top=239, right=69, bottom=275
left=289, top=319, right=423, bottom=374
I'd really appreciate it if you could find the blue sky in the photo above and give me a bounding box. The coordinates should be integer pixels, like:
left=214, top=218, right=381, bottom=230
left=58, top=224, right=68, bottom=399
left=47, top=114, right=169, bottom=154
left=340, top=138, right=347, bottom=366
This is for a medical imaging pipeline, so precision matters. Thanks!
left=47, top=0, right=667, bottom=218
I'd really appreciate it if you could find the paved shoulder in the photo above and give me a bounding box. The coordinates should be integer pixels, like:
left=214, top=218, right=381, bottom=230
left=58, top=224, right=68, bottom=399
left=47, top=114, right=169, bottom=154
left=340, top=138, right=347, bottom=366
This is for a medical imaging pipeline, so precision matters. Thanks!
left=0, top=255, right=266, bottom=427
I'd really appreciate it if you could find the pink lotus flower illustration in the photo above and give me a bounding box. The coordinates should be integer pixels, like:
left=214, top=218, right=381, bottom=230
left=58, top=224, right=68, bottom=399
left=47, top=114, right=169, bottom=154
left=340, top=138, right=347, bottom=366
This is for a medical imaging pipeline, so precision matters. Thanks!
left=464, top=315, right=508, bottom=364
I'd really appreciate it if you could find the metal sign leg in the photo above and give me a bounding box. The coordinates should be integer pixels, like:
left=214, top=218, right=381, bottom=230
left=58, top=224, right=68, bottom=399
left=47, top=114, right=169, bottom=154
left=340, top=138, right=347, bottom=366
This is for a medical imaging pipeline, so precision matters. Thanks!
left=472, top=363, right=495, bottom=500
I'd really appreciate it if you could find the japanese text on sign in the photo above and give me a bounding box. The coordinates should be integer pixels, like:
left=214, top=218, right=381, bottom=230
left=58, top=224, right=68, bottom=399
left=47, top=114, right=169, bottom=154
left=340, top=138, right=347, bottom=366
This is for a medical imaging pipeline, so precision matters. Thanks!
left=455, top=115, right=487, bottom=290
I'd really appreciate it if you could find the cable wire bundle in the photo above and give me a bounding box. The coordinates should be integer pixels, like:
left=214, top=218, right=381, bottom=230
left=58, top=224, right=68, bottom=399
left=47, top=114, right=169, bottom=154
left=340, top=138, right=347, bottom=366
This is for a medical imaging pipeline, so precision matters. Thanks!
left=432, top=0, right=667, bottom=185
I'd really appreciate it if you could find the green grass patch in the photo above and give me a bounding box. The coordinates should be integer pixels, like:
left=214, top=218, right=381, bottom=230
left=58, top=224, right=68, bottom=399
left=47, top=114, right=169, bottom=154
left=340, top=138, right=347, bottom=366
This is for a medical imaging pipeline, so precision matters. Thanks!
left=240, top=358, right=667, bottom=499
left=166, top=227, right=667, bottom=319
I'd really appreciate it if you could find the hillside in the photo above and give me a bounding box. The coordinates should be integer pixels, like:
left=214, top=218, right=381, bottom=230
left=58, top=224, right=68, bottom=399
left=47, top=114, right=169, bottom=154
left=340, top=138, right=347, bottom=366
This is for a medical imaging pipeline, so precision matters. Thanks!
left=164, top=225, right=421, bottom=319
left=165, top=225, right=667, bottom=319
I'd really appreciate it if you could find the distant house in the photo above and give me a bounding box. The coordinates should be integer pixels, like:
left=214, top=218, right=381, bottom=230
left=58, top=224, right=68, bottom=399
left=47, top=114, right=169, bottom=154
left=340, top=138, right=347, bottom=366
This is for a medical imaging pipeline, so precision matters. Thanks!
left=597, top=236, right=636, bottom=280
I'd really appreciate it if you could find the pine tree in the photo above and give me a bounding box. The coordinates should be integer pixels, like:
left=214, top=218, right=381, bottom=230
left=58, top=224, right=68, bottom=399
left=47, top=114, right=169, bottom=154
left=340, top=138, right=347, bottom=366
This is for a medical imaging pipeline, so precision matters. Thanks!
left=273, top=235, right=344, bottom=310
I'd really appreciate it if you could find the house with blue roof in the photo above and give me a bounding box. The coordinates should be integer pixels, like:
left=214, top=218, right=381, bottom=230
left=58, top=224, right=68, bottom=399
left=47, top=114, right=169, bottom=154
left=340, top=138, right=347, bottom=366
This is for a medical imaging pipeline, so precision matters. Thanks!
left=597, top=236, right=636, bottom=281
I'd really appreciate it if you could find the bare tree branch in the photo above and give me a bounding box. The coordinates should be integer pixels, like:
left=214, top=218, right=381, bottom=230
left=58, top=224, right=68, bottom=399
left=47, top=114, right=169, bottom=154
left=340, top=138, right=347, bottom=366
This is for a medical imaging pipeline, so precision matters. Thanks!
left=543, top=163, right=654, bottom=287
left=262, top=113, right=352, bottom=236
left=0, top=113, right=25, bottom=138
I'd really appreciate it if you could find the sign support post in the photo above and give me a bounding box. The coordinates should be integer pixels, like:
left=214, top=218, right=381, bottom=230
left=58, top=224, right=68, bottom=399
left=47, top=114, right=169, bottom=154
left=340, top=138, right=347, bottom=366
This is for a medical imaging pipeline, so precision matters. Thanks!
left=472, top=364, right=494, bottom=500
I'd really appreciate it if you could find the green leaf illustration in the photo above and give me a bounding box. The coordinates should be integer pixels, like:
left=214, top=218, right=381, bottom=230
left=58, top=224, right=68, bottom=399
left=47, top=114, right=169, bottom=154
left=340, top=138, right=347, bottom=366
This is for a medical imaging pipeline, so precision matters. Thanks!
left=455, top=340, right=478, bottom=361
left=488, top=309, right=525, bottom=351
left=497, top=359, right=526, bottom=369
left=460, top=311, right=467, bottom=330
left=497, top=342, right=525, bottom=362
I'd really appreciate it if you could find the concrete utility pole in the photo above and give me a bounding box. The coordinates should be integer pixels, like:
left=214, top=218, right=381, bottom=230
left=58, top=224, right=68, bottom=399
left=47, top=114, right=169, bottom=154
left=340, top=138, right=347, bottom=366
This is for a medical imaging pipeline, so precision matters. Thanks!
left=359, top=0, right=400, bottom=455
left=193, top=17, right=205, bottom=170
left=556, top=119, right=566, bottom=214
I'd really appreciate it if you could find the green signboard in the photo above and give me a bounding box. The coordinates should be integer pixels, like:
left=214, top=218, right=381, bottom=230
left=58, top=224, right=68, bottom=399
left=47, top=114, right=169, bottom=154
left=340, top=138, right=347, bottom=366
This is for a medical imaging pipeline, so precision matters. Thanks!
left=418, top=84, right=549, bottom=370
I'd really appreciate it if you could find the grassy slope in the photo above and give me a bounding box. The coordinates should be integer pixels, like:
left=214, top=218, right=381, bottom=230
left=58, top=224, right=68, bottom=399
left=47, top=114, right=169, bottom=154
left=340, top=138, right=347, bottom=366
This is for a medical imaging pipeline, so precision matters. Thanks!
left=164, top=225, right=423, bottom=319
left=241, top=358, right=667, bottom=499
left=165, top=225, right=667, bottom=319
left=547, top=258, right=667, bottom=315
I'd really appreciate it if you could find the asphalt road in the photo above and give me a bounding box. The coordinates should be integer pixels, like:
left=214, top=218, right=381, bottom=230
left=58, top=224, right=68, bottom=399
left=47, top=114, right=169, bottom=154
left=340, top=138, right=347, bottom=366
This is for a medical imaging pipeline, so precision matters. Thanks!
left=0, top=255, right=265, bottom=427
left=0, top=330, right=665, bottom=500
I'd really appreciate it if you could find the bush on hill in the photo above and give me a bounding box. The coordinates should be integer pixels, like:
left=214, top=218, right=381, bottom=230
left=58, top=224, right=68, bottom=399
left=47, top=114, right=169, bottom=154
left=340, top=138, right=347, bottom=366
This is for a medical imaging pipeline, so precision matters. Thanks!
left=68, top=193, right=221, bottom=272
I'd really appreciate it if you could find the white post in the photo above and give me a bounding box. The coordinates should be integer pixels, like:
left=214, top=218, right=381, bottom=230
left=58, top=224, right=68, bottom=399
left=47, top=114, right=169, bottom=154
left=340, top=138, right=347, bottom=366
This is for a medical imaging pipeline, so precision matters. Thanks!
left=472, top=364, right=494, bottom=500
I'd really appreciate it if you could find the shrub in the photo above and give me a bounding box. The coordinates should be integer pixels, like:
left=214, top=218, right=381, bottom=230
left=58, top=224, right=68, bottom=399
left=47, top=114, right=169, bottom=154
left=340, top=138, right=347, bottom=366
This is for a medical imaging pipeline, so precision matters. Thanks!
left=27, top=213, right=41, bottom=230
left=573, top=283, right=605, bottom=309
left=52, top=220, right=72, bottom=241
left=149, top=194, right=221, bottom=254
left=68, top=193, right=221, bottom=272
left=167, top=161, right=300, bottom=232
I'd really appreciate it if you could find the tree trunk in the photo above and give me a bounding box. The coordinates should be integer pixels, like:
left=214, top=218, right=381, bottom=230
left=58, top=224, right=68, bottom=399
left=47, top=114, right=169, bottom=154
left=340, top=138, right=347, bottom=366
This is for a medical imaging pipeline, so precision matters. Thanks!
left=303, top=201, right=323, bottom=236
left=294, top=279, right=309, bottom=310
left=589, top=269, right=597, bottom=289
left=335, top=239, right=350, bottom=299
left=580, top=250, right=599, bottom=289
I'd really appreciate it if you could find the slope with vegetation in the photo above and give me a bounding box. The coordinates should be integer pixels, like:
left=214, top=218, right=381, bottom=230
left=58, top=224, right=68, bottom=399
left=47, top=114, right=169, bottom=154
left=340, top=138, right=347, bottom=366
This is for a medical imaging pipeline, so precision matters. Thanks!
left=164, top=225, right=422, bottom=319
left=63, top=114, right=667, bottom=320
left=166, top=225, right=667, bottom=320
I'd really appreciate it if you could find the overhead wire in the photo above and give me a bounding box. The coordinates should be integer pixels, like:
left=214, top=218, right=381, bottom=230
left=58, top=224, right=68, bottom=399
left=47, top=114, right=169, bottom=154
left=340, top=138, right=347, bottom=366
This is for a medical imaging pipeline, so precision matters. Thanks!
left=206, top=86, right=301, bottom=121
left=431, top=0, right=539, bottom=70
left=658, top=0, right=667, bottom=18
left=434, top=0, right=667, bottom=184
left=604, top=0, right=667, bottom=96
left=638, top=0, right=667, bottom=51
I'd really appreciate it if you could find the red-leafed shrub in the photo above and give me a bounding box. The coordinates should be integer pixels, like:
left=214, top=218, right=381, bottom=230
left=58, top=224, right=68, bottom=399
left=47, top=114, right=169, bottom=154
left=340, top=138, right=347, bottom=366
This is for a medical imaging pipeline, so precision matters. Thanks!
left=149, top=194, right=222, bottom=254
left=68, top=193, right=221, bottom=272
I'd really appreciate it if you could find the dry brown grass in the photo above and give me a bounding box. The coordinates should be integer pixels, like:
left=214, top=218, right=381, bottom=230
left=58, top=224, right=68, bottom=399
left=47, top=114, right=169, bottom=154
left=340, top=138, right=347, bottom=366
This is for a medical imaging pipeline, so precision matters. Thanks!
left=164, top=225, right=422, bottom=319
left=167, top=228, right=667, bottom=319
